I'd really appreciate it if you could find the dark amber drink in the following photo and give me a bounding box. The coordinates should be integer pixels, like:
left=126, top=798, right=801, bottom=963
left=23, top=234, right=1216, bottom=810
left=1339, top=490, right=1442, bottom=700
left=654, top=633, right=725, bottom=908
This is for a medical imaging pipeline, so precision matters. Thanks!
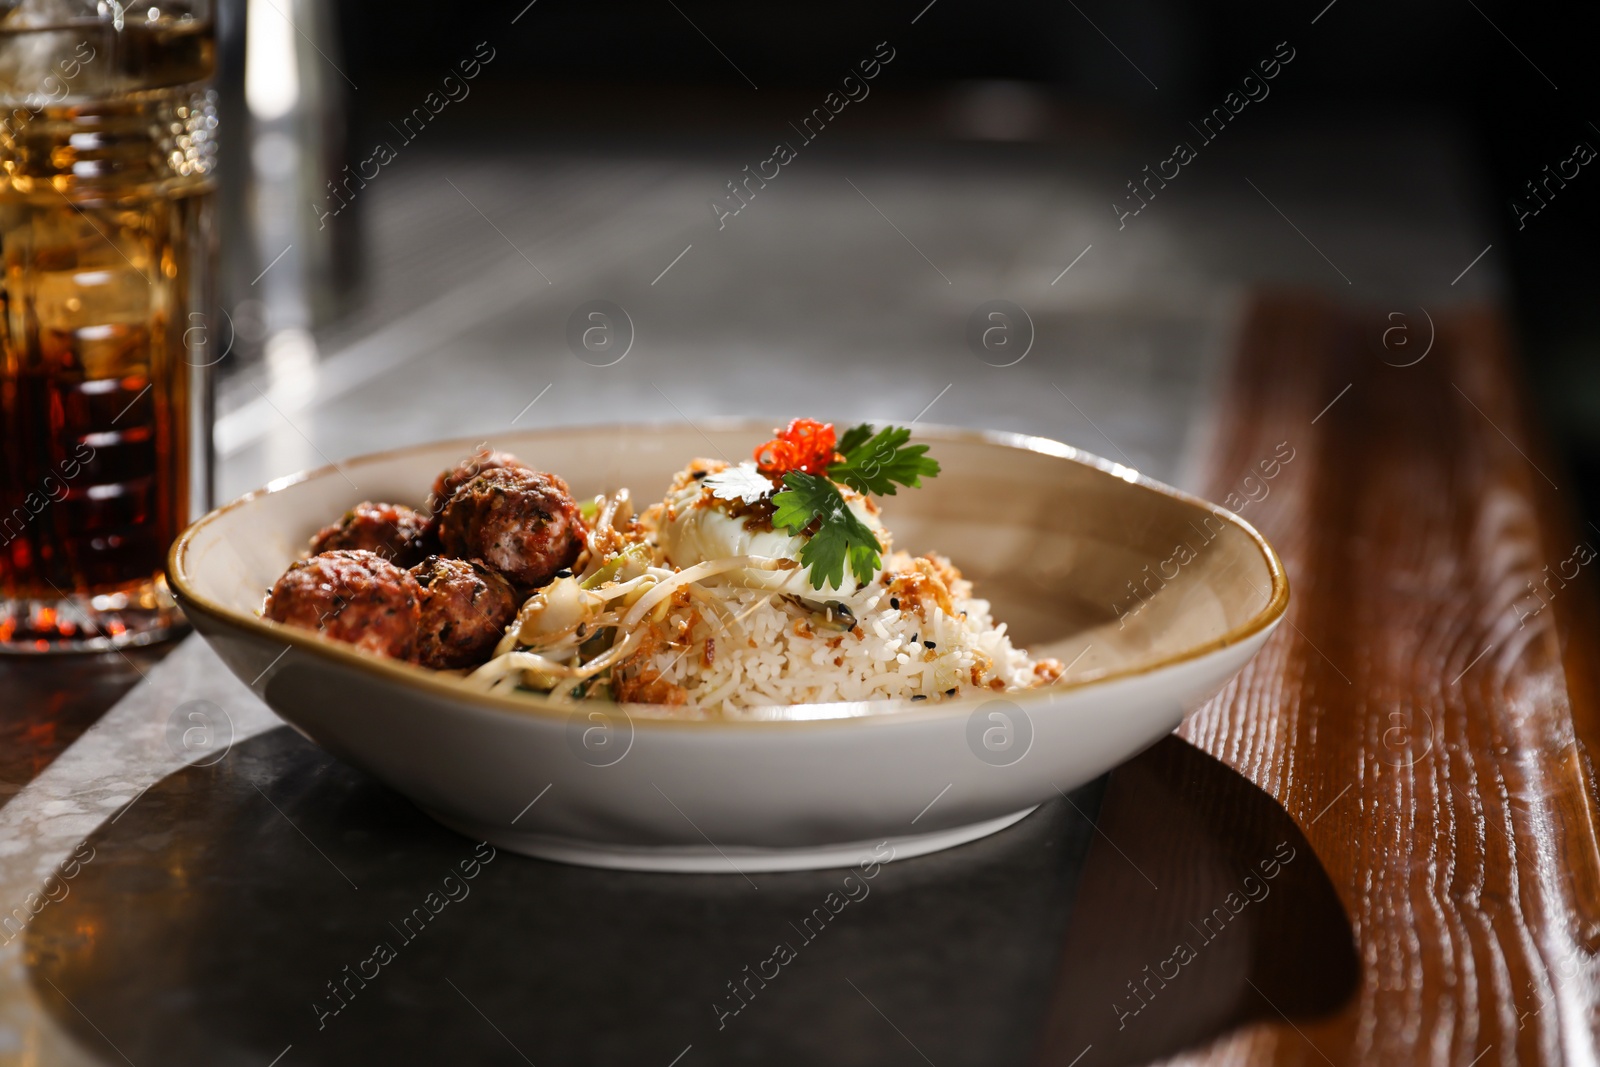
left=0, top=10, right=216, bottom=651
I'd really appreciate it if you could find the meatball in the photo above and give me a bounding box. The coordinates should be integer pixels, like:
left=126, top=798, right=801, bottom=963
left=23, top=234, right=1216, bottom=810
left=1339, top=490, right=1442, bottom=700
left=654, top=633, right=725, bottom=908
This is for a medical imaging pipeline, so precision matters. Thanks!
left=309, top=501, right=431, bottom=564
left=263, top=550, right=422, bottom=659
left=437, top=468, right=585, bottom=590
left=409, top=556, right=518, bottom=669
left=429, top=448, right=528, bottom=512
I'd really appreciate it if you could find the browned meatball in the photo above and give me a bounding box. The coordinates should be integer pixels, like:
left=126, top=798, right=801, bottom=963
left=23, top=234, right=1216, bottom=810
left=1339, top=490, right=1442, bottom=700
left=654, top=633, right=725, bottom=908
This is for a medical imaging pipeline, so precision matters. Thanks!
left=263, top=550, right=422, bottom=659
left=437, top=468, right=585, bottom=589
left=428, top=448, right=528, bottom=512
left=309, top=502, right=431, bottom=564
left=409, top=556, right=518, bottom=669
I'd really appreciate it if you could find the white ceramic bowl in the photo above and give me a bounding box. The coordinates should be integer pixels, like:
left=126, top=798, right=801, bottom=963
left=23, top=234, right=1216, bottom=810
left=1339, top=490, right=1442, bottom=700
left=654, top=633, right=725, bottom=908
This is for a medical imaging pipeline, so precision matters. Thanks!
left=169, top=422, right=1287, bottom=872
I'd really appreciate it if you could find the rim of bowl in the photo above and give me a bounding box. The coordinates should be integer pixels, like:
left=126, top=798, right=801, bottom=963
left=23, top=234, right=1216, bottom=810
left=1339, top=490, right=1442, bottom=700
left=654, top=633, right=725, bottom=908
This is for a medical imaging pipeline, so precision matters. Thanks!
left=168, top=419, right=1290, bottom=729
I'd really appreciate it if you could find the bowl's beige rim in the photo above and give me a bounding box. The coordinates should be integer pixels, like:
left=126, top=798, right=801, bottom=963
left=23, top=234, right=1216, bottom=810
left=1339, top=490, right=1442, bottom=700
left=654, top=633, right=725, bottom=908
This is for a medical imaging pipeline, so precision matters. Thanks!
left=168, top=419, right=1290, bottom=730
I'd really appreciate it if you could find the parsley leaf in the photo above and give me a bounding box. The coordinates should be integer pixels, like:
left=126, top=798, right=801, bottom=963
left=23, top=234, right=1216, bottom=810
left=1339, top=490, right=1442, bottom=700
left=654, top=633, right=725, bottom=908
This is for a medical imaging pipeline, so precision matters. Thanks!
left=771, top=471, right=882, bottom=590
left=763, top=422, right=938, bottom=590
left=835, top=422, right=875, bottom=456
left=828, top=424, right=941, bottom=497
left=768, top=470, right=834, bottom=532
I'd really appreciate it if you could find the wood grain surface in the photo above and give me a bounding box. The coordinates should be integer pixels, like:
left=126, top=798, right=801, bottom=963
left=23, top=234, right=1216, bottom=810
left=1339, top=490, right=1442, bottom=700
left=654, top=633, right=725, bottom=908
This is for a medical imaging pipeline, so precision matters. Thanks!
left=1040, top=294, right=1600, bottom=1066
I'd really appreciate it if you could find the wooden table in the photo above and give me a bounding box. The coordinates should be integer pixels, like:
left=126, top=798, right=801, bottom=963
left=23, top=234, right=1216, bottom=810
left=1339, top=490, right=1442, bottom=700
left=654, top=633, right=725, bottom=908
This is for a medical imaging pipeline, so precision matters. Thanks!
left=2, top=127, right=1588, bottom=1065
left=1038, top=295, right=1600, bottom=1066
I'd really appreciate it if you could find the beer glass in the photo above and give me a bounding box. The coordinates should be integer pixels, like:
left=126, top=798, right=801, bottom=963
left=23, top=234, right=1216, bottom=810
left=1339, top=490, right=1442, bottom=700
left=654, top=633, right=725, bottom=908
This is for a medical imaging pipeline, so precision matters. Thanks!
left=0, top=0, right=216, bottom=651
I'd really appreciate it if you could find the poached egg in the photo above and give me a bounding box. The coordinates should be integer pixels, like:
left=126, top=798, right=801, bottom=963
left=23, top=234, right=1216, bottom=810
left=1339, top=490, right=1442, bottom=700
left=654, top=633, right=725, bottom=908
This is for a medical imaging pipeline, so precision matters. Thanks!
left=657, top=463, right=889, bottom=599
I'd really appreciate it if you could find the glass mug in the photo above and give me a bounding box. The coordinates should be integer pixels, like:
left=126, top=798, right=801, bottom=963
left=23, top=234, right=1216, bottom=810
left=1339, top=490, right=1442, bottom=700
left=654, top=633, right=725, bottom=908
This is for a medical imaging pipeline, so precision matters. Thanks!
left=0, top=0, right=217, bottom=652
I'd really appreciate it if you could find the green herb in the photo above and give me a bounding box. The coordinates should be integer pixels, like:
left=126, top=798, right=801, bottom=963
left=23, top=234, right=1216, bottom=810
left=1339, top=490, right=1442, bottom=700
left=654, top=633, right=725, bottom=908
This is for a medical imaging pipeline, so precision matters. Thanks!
left=835, top=423, right=875, bottom=456
left=771, top=472, right=883, bottom=590
left=828, top=424, right=940, bottom=497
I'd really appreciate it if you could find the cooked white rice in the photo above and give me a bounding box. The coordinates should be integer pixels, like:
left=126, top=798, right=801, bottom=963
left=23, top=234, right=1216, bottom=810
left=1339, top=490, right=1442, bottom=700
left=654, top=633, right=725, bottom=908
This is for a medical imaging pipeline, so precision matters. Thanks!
left=590, top=550, right=1049, bottom=717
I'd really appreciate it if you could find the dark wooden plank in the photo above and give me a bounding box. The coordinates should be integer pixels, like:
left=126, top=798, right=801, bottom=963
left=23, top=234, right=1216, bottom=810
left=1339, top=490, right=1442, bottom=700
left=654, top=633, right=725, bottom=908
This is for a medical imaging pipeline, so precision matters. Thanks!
left=1036, top=295, right=1600, bottom=1066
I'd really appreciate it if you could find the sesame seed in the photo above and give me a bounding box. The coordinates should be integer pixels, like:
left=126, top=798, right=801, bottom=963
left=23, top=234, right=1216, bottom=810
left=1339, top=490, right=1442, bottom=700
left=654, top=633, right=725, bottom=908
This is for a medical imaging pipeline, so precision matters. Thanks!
left=890, top=597, right=900, bottom=610
left=555, top=569, right=573, bottom=579
left=923, top=640, right=936, bottom=649
left=910, top=694, right=927, bottom=702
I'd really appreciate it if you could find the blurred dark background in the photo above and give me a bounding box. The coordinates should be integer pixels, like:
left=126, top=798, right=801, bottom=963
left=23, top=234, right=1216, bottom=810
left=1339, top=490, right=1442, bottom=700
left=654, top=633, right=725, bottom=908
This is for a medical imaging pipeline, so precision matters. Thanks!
left=227, top=0, right=1599, bottom=519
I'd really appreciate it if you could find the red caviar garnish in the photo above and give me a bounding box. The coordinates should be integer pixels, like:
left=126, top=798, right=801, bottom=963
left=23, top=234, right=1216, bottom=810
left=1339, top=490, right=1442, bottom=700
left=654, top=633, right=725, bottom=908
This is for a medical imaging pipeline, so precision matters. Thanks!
left=754, top=418, right=838, bottom=475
